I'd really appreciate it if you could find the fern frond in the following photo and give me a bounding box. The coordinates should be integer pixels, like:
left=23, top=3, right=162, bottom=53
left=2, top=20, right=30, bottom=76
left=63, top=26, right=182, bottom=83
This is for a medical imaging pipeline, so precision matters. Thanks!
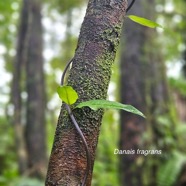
left=157, top=151, right=186, bottom=186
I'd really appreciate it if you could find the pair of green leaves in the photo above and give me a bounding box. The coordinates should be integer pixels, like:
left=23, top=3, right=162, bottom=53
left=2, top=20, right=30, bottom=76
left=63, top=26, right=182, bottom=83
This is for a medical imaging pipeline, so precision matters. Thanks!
left=57, top=85, right=145, bottom=118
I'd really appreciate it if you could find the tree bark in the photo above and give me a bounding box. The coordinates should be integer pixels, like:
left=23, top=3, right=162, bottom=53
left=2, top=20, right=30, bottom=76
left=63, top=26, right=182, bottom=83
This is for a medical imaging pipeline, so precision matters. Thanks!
left=12, top=0, right=29, bottom=174
left=46, top=0, right=128, bottom=185
left=25, top=0, right=47, bottom=179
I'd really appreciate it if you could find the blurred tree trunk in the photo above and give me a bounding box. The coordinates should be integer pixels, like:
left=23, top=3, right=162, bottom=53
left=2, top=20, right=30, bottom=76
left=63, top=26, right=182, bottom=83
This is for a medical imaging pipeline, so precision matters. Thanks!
left=174, top=48, right=186, bottom=123
left=176, top=37, right=186, bottom=186
left=12, top=0, right=29, bottom=174
left=25, top=0, right=47, bottom=179
left=64, top=9, right=73, bottom=61
left=119, top=0, right=173, bottom=185
left=173, top=91, right=186, bottom=122
left=119, top=1, right=147, bottom=185
left=146, top=31, right=172, bottom=186
left=46, top=0, right=128, bottom=185
left=146, top=7, right=175, bottom=186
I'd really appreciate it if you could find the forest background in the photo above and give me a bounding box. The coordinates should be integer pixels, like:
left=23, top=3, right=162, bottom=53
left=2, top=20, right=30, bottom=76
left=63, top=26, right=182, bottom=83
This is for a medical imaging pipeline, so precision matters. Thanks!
left=0, top=0, right=186, bottom=186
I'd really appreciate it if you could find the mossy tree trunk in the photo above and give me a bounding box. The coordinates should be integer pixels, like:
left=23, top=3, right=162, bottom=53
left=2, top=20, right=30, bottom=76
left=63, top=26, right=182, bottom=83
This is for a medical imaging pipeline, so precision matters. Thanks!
left=46, top=0, right=128, bottom=185
left=25, top=0, right=47, bottom=179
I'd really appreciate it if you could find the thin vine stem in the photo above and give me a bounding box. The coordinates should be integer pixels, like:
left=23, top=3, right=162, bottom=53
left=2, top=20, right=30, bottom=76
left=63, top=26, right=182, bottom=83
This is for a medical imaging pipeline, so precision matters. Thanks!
left=65, top=104, right=91, bottom=186
left=126, top=0, right=136, bottom=12
left=60, top=59, right=91, bottom=186
left=60, top=1, right=136, bottom=185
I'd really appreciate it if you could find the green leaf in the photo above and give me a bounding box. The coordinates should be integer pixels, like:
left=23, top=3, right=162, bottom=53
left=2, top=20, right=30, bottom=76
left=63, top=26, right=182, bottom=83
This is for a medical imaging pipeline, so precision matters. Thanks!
left=76, top=100, right=145, bottom=118
left=57, top=85, right=78, bottom=105
left=127, top=15, right=163, bottom=28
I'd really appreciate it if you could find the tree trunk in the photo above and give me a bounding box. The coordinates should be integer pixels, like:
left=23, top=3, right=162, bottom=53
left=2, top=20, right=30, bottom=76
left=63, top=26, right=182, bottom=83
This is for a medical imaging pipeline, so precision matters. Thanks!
left=46, top=0, right=128, bottom=185
left=176, top=26, right=186, bottom=186
left=25, top=0, right=47, bottom=179
left=145, top=6, right=175, bottom=186
left=173, top=91, right=186, bottom=122
left=119, top=0, right=147, bottom=185
left=174, top=47, right=186, bottom=123
left=119, top=0, right=174, bottom=185
left=12, top=0, right=29, bottom=174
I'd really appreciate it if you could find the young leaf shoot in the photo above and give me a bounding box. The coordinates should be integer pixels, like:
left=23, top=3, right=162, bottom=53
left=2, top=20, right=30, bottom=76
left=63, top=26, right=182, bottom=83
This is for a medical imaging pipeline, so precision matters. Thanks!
left=57, top=85, right=78, bottom=105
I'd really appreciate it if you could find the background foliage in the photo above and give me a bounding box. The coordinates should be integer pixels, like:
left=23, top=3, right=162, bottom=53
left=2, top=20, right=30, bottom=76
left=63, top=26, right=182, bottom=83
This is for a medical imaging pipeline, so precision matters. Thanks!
left=0, top=0, right=186, bottom=185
